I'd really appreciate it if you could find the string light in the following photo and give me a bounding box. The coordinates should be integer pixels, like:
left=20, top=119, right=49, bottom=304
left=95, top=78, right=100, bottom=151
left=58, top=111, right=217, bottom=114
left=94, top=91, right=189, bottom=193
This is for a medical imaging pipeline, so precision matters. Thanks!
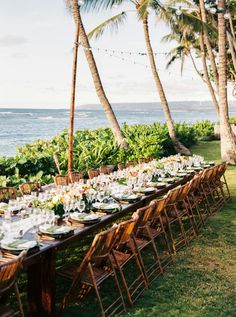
left=80, top=44, right=168, bottom=57
left=175, top=7, right=183, bottom=16
left=79, top=44, right=198, bottom=78
left=170, top=1, right=231, bottom=19
left=78, top=0, right=85, bottom=6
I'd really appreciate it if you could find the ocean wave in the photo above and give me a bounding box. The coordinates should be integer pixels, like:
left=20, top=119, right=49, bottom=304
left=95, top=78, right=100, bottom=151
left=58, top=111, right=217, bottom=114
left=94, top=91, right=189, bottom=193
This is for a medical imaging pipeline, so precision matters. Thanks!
left=0, top=111, right=34, bottom=116
left=38, top=116, right=54, bottom=120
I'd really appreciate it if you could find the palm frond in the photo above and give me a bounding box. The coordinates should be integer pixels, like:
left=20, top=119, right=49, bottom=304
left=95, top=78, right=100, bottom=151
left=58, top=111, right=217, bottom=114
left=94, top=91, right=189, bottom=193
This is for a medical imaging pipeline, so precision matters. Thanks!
left=137, top=0, right=164, bottom=20
left=83, top=0, right=124, bottom=12
left=87, top=11, right=127, bottom=40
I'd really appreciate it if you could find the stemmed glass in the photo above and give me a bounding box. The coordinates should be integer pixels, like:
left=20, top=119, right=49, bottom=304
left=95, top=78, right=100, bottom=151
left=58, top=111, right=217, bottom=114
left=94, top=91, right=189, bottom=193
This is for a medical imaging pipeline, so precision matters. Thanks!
left=77, top=200, right=86, bottom=213
left=63, top=202, right=70, bottom=223
left=97, top=191, right=105, bottom=203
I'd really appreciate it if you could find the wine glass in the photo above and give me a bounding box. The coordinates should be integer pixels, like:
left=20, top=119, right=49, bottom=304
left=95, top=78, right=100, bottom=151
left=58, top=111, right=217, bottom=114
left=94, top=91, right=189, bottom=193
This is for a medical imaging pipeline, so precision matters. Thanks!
left=78, top=200, right=85, bottom=213
left=97, top=191, right=104, bottom=203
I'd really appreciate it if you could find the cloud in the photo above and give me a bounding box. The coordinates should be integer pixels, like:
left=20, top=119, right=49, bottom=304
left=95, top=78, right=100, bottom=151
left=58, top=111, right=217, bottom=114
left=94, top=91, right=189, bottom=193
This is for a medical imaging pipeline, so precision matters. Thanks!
left=0, top=35, right=28, bottom=47
left=11, top=52, right=28, bottom=59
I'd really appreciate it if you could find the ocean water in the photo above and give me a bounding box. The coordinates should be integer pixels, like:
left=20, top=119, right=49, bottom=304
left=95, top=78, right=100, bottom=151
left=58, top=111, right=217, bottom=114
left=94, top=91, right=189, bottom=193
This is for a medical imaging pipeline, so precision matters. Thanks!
left=0, top=101, right=236, bottom=157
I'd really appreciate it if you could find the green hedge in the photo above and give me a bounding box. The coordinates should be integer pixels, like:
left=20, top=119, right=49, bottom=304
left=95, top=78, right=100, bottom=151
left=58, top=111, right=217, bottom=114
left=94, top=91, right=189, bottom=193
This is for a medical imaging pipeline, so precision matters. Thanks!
left=0, top=121, right=214, bottom=187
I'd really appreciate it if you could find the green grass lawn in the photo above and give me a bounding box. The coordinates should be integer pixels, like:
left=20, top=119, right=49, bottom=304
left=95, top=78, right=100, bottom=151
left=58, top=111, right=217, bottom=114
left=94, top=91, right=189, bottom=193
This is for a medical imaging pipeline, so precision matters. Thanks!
left=120, top=141, right=236, bottom=317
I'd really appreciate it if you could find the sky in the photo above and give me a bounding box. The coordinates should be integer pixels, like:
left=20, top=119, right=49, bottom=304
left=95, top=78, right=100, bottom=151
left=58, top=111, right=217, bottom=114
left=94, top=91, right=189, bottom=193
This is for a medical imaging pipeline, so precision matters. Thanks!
left=0, top=0, right=230, bottom=109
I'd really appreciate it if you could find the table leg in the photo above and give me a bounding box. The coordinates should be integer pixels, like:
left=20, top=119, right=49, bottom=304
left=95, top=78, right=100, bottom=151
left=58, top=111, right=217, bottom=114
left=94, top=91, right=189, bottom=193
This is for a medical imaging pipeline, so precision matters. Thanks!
left=27, top=250, right=56, bottom=317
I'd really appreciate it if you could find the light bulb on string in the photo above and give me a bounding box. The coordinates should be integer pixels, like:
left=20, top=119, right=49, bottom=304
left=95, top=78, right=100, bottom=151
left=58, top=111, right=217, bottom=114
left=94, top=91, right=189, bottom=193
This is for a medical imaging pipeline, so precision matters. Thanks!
left=209, top=7, right=217, bottom=14
left=224, top=12, right=230, bottom=19
left=78, top=0, right=85, bottom=6
left=175, top=7, right=182, bottom=16
left=147, top=7, right=153, bottom=14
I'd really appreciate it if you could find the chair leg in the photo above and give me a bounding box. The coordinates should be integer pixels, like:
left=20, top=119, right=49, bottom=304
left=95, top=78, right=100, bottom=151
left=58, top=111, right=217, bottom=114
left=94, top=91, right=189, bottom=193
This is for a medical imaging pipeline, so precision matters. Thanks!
left=14, top=283, right=25, bottom=317
left=129, top=240, right=149, bottom=289
left=88, top=262, right=105, bottom=317
left=146, top=227, right=164, bottom=275
left=112, top=251, right=134, bottom=307
left=173, top=205, right=188, bottom=246
left=159, top=217, right=173, bottom=261
left=183, top=200, right=197, bottom=237
left=108, top=255, right=126, bottom=312
left=163, top=209, right=176, bottom=254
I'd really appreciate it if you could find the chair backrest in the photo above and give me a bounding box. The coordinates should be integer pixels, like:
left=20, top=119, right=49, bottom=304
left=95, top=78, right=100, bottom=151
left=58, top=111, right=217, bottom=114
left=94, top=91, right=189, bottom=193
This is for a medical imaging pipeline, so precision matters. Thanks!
left=117, top=163, right=124, bottom=171
left=138, top=157, right=153, bottom=164
left=69, top=171, right=84, bottom=183
left=150, top=196, right=167, bottom=217
left=126, top=161, right=137, bottom=168
left=177, top=183, right=191, bottom=200
left=54, top=175, right=69, bottom=186
left=19, top=182, right=41, bottom=195
left=0, top=251, right=26, bottom=294
left=87, top=169, right=100, bottom=179
left=84, top=226, right=118, bottom=267
left=0, top=187, right=17, bottom=203
left=165, top=185, right=183, bottom=205
left=113, top=215, right=138, bottom=251
left=134, top=204, right=155, bottom=232
left=201, top=167, right=214, bottom=183
left=99, top=166, right=112, bottom=175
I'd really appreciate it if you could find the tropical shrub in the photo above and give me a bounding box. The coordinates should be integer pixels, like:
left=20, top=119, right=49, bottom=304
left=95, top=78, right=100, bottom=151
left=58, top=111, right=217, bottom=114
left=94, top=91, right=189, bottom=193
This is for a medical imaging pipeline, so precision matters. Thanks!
left=0, top=121, right=213, bottom=188
left=192, top=120, right=215, bottom=140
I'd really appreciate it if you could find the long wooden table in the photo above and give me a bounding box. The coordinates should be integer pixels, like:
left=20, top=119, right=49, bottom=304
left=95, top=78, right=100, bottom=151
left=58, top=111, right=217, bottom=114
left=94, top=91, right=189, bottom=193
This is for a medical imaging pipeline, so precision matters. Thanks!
left=19, top=176, right=191, bottom=317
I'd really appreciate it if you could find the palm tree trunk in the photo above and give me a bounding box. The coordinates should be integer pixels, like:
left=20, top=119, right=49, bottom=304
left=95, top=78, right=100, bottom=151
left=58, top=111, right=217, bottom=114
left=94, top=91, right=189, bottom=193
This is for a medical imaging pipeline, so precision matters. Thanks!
left=75, top=10, right=128, bottom=149
left=189, top=51, right=204, bottom=79
left=229, top=13, right=236, bottom=40
left=68, top=0, right=80, bottom=173
left=199, top=0, right=219, bottom=92
left=218, top=0, right=236, bottom=163
left=227, top=31, right=236, bottom=73
left=142, top=15, right=191, bottom=155
left=199, top=35, right=219, bottom=116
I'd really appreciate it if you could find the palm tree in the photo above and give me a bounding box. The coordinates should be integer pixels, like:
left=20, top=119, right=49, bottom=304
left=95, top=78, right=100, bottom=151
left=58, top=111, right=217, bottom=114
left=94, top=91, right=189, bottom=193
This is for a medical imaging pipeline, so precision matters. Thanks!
left=162, top=28, right=220, bottom=115
left=67, top=0, right=80, bottom=173
left=86, top=0, right=191, bottom=155
left=66, top=0, right=128, bottom=172
left=142, top=11, right=191, bottom=155
left=217, top=0, right=236, bottom=163
left=199, top=0, right=219, bottom=92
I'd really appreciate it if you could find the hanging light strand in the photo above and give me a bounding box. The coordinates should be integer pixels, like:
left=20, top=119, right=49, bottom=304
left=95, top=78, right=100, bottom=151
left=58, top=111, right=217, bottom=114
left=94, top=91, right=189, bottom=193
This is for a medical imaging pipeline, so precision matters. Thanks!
left=80, top=44, right=168, bottom=57
left=80, top=44, right=199, bottom=76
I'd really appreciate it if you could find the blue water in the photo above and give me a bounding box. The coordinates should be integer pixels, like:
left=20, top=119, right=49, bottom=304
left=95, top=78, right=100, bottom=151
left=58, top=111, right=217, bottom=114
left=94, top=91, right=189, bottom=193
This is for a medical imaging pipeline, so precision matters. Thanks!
left=0, top=101, right=235, bottom=156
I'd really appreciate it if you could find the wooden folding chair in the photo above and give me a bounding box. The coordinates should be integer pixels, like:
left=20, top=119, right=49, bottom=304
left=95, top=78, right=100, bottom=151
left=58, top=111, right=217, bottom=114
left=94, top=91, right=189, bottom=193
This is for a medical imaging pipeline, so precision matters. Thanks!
left=0, top=187, right=17, bottom=203
left=19, top=182, right=41, bottom=195
left=111, top=215, right=148, bottom=306
left=0, top=251, right=26, bottom=317
left=117, top=163, right=124, bottom=171
left=54, top=175, right=69, bottom=186
left=69, top=171, right=84, bottom=183
left=88, top=169, right=100, bottom=179
left=164, top=186, right=190, bottom=253
left=200, top=167, right=219, bottom=214
left=99, top=166, right=113, bottom=175
left=57, top=226, right=125, bottom=317
left=132, top=204, right=165, bottom=284
left=126, top=161, right=137, bottom=168
left=186, top=176, right=206, bottom=230
left=211, top=163, right=230, bottom=206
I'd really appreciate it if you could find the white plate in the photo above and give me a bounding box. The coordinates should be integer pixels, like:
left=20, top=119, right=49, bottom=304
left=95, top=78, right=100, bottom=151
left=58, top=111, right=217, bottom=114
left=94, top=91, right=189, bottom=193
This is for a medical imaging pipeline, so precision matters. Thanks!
left=39, top=225, right=72, bottom=235
left=133, top=187, right=156, bottom=193
left=1, top=239, right=37, bottom=251
left=92, top=202, right=120, bottom=210
left=70, top=212, right=100, bottom=222
left=113, top=193, right=139, bottom=200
